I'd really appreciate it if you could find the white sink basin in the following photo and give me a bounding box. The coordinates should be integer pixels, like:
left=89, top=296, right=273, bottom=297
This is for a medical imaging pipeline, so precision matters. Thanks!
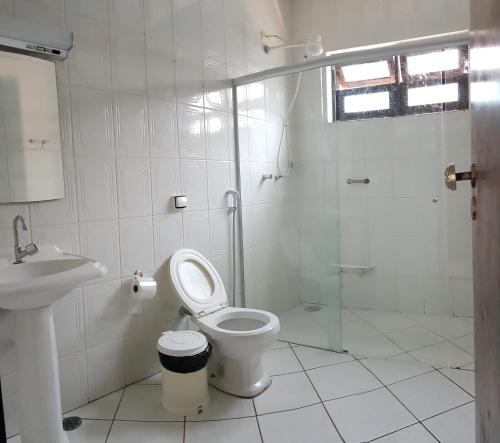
left=0, top=246, right=107, bottom=443
left=0, top=247, right=106, bottom=310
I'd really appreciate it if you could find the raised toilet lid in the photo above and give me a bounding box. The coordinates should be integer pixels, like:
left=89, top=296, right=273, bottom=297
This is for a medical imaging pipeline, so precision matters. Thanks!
left=169, top=249, right=227, bottom=317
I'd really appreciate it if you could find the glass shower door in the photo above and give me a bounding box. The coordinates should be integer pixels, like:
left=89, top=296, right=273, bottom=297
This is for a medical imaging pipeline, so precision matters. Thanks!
left=235, top=66, right=342, bottom=352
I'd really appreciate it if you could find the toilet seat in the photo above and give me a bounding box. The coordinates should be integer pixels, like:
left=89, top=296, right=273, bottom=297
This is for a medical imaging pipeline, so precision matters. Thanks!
left=197, top=307, right=279, bottom=338
left=169, top=249, right=278, bottom=336
left=170, top=249, right=227, bottom=318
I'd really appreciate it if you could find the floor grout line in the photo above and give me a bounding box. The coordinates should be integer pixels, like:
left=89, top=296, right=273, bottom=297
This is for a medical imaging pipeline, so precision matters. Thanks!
left=251, top=399, right=264, bottom=443
left=44, top=337, right=475, bottom=443
left=436, top=368, right=476, bottom=398
left=104, top=388, right=125, bottom=443
left=289, top=345, right=346, bottom=443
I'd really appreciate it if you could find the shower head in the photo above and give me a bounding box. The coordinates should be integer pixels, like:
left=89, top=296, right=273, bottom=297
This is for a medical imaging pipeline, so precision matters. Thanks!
left=263, top=34, right=324, bottom=58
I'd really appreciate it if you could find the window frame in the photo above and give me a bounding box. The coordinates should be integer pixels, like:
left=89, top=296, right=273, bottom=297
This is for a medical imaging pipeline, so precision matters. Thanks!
left=333, top=45, right=469, bottom=121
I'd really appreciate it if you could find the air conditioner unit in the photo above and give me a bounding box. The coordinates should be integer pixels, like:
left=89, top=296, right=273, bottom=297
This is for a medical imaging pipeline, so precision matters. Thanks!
left=0, top=16, right=73, bottom=60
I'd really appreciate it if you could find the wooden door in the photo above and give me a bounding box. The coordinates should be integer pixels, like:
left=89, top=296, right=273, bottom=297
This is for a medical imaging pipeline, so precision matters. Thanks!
left=470, top=1, right=500, bottom=441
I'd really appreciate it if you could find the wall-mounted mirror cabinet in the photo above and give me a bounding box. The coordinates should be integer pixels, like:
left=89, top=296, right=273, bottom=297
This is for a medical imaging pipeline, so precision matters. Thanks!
left=0, top=51, right=64, bottom=203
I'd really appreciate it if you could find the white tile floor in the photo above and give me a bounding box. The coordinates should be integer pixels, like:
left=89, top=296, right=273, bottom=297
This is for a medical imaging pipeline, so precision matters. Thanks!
left=279, top=304, right=475, bottom=368
left=7, top=341, right=476, bottom=443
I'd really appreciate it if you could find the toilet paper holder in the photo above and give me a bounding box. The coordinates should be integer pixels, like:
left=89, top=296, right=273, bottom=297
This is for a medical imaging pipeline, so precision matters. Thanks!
left=132, top=270, right=143, bottom=293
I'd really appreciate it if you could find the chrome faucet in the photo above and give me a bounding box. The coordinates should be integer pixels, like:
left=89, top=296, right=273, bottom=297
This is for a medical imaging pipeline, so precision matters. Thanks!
left=13, top=215, right=38, bottom=264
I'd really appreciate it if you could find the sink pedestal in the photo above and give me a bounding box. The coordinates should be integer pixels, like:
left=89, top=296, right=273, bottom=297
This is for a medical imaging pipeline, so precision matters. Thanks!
left=15, top=306, right=69, bottom=443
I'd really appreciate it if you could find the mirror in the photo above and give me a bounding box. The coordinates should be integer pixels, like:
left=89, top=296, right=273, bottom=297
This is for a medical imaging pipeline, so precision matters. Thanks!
left=0, top=51, right=64, bottom=203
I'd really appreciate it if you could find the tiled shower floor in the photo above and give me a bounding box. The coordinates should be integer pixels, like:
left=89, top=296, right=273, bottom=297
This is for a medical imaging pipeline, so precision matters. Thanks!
left=279, top=304, right=475, bottom=368
left=8, top=341, right=476, bottom=443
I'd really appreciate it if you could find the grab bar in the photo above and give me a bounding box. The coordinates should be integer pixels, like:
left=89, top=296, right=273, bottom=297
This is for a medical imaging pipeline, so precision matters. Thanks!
left=347, top=178, right=370, bottom=184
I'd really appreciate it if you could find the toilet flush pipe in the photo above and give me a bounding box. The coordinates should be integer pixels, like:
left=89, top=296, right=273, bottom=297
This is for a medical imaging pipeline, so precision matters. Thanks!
left=226, top=190, right=241, bottom=308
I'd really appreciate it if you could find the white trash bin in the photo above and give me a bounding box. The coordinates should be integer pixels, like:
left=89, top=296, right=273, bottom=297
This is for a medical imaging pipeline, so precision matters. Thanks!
left=157, top=330, right=211, bottom=416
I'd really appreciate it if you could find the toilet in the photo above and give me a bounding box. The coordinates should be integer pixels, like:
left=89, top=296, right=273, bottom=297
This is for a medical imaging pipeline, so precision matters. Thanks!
left=169, top=248, right=280, bottom=398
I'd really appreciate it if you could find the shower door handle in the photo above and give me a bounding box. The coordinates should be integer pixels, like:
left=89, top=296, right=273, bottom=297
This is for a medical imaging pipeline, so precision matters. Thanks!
left=444, top=163, right=477, bottom=191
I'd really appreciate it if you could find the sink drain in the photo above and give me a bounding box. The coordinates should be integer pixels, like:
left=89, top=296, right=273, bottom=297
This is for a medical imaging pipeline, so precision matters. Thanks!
left=304, top=305, right=322, bottom=312
left=63, top=416, right=82, bottom=432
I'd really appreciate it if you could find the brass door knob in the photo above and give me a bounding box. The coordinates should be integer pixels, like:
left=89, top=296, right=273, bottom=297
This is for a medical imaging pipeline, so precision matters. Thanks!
left=444, top=163, right=476, bottom=191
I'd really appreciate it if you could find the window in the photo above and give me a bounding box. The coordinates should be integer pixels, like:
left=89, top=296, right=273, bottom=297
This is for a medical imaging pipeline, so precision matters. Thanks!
left=334, top=46, right=469, bottom=121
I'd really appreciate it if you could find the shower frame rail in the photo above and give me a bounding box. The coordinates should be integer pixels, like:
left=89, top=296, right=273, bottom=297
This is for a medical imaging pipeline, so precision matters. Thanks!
left=232, top=30, right=470, bottom=86
left=230, top=30, right=470, bottom=309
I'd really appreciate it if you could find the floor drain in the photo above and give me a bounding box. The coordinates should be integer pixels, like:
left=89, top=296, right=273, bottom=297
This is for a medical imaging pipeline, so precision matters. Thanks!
left=63, top=416, right=82, bottom=432
left=304, top=305, right=322, bottom=312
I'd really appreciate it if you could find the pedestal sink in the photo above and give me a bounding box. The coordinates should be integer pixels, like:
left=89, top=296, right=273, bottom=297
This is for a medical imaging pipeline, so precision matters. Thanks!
left=0, top=246, right=107, bottom=443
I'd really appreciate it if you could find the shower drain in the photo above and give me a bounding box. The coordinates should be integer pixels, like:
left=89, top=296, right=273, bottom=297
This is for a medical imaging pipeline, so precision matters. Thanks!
left=63, top=416, right=82, bottom=432
left=304, top=305, right=322, bottom=312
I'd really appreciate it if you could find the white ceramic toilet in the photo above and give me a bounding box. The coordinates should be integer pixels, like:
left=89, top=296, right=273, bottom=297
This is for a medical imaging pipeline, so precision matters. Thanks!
left=169, top=249, right=280, bottom=398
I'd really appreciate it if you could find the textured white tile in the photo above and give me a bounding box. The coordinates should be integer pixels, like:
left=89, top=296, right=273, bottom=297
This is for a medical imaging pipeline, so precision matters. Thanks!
left=30, top=158, right=78, bottom=226
left=180, top=160, right=208, bottom=211
left=79, top=220, right=121, bottom=282
left=263, top=348, right=302, bottom=376
left=208, top=209, right=230, bottom=257
left=124, top=331, right=160, bottom=385
left=54, top=287, right=85, bottom=356
left=247, top=117, right=267, bottom=162
left=387, top=326, right=444, bottom=351
left=360, top=358, right=433, bottom=385
left=451, top=334, right=475, bottom=355
left=119, top=217, right=154, bottom=276
left=293, top=346, right=353, bottom=370
left=173, top=0, right=203, bottom=106
left=186, top=386, right=254, bottom=421
left=424, top=402, right=475, bottom=443
left=258, top=404, right=342, bottom=443
left=116, top=158, right=152, bottom=218
left=83, top=280, right=128, bottom=347
left=65, top=0, right=108, bottom=21
left=86, top=338, right=125, bottom=400
left=108, top=421, right=183, bottom=443
left=151, top=159, right=181, bottom=215
left=182, top=211, right=210, bottom=257
left=110, top=25, right=146, bottom=94
left=185, top=417, right=261, bottom=443
left=353, top=310, right=417, bottom=333
left=116, top=384, right=183, bottom=421
left=389, top=371, right=473, bottom=420
left=146, top=33, right=176, bottom=102
left=58, top=350, right=88, bottom=412
left=67, top=15, right=111, bottom=90
left=439, top=368, right=475, bottom=396
left=75, top=157, right=118, bottom=221
left=409, top=341, right=474, bottom=368
left=178, top=105, right=205, bottom=159
left=137, top=372, right=162, bottom=385
left=65, top=389, right=123, bottom=420
left=207, top=161, right=231, bottom=209
left=424, top=317, right=474, bottom=340
left=149, top=99, right=178, bottom=158
left=113, top=93, right=149, bottom=157
left=325, top=388, right=416, bottom=443
left=109, top=0, right=144, bottom=30
left=32, top=223, right=80, bottom=254
left=153, top=214, right=183, bottom=268
left=343, top=335, right=405, bottom=359
left=253, top=372, right=320, bottom=415
left=308, top=360, right=382, bottom=401
left=371, top=424, right=437, bottom=442
left=71, top=87, right=114, bottom=157
left=205, top=109, right=229, bottom=160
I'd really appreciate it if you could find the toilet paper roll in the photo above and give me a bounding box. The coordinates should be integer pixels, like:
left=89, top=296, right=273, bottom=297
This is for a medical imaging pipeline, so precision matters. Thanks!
left=130, top=275, right=157, bottom=300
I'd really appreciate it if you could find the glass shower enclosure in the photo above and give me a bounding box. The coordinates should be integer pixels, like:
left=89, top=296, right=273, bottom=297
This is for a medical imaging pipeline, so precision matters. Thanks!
left=232, top=32, right=475, bottom=368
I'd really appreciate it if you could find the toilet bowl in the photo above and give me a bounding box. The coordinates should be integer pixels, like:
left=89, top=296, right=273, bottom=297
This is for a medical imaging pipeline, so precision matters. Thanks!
left=169, top=249, right=280, bottom=398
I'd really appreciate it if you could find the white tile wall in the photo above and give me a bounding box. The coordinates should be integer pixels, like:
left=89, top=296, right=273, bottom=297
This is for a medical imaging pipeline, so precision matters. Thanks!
left=333, top=113, right=472, bottom=317
left=0, top=0, right=294, bottom=436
